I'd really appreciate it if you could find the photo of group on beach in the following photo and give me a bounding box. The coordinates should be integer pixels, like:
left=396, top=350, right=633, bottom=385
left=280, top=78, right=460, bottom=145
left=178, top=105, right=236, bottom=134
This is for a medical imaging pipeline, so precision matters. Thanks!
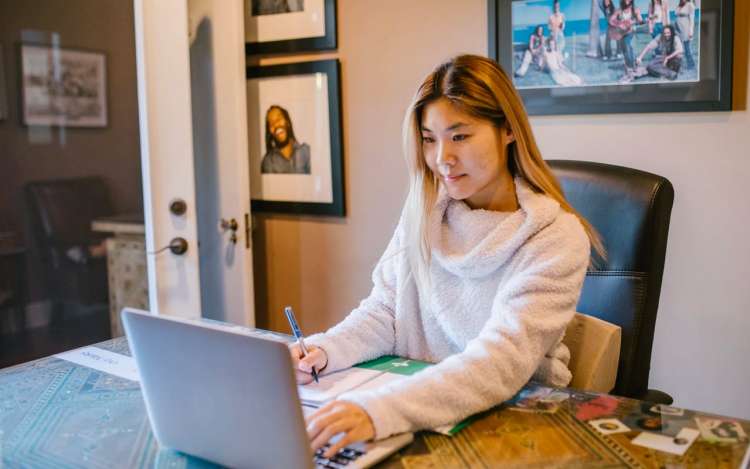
left=511, top=0, right=700, bottom=89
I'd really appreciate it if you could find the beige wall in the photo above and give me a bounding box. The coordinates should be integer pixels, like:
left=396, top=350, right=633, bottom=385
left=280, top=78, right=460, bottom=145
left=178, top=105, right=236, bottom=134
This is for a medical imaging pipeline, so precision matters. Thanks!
left=252, top=1, right=750, bottom=419
left=540, top=7, right=750, bottom=419
left=252, top=0, right=487, bottom=334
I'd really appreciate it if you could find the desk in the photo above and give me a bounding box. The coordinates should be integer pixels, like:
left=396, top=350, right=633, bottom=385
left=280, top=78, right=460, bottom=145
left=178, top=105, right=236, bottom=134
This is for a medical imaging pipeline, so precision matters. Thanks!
left=1, top=337, right=748, bottom=468
left=91, top=214, right=147, bottom=338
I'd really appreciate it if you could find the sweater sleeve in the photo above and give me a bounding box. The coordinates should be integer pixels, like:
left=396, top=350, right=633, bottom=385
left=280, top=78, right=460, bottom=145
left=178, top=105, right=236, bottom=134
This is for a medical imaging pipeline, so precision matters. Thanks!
left=338, top=215, right=590, bottom=439
left=304, top=219, right=404, bottom=373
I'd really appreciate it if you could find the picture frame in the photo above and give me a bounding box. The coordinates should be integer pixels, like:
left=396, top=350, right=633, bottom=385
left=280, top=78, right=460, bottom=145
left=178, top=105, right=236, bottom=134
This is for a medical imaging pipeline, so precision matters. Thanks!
left=488, top=0, right=734, bottom=115
left=0, top=45, right=8, bottom=120
left=245, top=0, right=337, bottom=55
left=246, top=59, right=345, bottom=216
left=18, top=43, right=108, bottom=127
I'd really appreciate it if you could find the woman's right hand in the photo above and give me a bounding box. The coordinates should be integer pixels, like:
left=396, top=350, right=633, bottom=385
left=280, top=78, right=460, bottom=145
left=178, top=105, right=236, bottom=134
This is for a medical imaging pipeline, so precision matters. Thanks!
left=290, top=344, right=328, bottom=384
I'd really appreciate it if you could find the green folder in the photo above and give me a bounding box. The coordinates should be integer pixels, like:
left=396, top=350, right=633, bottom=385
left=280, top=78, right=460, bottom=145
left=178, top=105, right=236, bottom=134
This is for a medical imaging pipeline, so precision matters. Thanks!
left=355, top=355, right=475, bottom=436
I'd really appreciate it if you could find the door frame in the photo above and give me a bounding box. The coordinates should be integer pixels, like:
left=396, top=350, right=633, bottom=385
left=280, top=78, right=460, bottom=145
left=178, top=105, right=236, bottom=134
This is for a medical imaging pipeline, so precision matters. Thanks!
left=133, top=0, right=255, bottom=325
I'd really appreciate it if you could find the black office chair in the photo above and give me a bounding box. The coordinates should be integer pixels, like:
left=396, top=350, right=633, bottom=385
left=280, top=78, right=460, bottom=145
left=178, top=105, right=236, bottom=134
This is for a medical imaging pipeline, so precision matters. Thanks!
left=24, top=177, right=112, bottom=322
left=548, top=160, right=674, bottom=405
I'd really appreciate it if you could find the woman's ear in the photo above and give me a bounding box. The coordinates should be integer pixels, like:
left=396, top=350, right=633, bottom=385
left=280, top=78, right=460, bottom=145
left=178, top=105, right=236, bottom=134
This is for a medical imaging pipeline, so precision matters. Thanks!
left=504, top=124, right=516, bottom=143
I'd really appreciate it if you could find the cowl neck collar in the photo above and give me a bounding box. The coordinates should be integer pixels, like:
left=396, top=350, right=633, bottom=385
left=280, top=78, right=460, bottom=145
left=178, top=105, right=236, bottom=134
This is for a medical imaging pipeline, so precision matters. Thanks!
left=430, top=178, right=560, bottom=278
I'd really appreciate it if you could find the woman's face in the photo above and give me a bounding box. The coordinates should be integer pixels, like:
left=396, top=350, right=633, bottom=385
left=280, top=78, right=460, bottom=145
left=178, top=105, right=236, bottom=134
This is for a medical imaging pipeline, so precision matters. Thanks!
left=421, top=97, right=514, bottom=209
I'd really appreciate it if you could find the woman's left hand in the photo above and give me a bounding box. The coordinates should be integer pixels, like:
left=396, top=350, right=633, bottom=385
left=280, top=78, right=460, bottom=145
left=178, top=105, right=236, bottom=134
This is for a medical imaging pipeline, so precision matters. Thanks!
left=306, top=401, right=375, bottom=458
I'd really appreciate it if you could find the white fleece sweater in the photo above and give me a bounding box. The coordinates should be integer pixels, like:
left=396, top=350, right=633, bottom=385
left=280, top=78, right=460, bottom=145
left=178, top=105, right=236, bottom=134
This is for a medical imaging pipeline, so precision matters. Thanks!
left=305, top=179, right=590, bottom=439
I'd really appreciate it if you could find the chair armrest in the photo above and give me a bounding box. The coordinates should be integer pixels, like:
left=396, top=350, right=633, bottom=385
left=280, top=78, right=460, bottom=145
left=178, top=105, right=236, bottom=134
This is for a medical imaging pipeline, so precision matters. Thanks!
left=563, top=312, right=621, bottom=394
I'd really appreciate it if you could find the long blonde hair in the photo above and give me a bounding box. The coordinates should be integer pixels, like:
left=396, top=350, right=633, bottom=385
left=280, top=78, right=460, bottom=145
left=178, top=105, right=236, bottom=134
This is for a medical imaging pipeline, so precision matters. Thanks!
left=402, top=54, right=604, bottom=295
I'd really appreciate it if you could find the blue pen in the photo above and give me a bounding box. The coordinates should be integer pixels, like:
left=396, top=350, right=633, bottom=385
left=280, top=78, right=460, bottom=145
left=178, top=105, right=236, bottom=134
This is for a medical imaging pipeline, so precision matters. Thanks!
left=284, top=306, right=319, bottom=383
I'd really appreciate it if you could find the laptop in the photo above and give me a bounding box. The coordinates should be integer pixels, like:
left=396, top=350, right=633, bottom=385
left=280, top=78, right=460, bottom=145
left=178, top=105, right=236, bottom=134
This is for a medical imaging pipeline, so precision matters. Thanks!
left=121, top=308, right=413, bottom=468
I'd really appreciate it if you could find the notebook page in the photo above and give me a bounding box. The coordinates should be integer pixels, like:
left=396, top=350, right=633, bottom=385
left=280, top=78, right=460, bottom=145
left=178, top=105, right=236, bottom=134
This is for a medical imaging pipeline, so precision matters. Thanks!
left=298, top=367, right=383, bottom=405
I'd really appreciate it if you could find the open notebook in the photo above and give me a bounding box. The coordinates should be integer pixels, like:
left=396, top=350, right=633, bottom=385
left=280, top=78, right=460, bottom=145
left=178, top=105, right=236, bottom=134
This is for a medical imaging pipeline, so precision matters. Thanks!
left=298, top=356, right=472, bottom=436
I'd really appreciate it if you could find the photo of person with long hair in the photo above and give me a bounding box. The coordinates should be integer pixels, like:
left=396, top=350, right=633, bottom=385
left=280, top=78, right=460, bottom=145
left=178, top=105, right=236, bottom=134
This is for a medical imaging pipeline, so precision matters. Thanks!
left=609, top=0, right=645, bottom=83
left=636, top=24, right=684, bottom=80
left=648, top=0, right=670, bottom=57
left=600, top=0, right=622, bottom=61
left=260, top=104, right=311, bottom=174
left=548, top=0, right=567, bottom=56
left=674, top=0, right=696, bottom=69
left=293, top=54, right=602, bottom=457
left=648, top=0, right=670, bottom=39
left=511, top=0, right=701, bottom=89
left=544, top=37, right=584, bottom=86
left=514, top=25, right=546, bottom=78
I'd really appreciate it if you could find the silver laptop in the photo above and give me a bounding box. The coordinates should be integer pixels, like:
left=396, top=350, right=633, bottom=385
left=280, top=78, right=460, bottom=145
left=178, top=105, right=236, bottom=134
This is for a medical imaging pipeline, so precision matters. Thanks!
left=121, top=308, right=412, bottom=468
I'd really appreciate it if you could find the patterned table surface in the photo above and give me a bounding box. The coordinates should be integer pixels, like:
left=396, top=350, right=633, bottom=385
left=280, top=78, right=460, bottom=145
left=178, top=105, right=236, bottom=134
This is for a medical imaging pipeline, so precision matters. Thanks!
left=1, top=338, right=748, bottom=468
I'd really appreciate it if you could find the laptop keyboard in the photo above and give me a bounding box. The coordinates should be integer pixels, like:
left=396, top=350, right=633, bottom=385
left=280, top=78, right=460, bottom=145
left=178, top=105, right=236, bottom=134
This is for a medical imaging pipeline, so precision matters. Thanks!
left=314, top=444, right=365, bottom=468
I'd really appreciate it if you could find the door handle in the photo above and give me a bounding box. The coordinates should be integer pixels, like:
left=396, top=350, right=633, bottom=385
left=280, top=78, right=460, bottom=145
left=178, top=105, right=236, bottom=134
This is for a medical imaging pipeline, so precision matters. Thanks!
left=220, top=218, right=238, bottom=244
left=168, top=237, right=189, bottom=255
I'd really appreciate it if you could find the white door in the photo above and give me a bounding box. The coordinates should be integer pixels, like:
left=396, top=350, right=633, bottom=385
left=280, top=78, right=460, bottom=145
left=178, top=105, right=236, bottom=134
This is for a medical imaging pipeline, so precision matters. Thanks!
left=133, top=0, right=255, bottom=326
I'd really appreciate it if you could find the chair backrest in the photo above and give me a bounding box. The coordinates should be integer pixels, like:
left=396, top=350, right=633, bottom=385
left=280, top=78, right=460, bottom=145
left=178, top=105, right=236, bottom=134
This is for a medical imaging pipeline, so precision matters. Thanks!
left=563, top=312, right=621, bottom=393
left=548, top=160, right=674, bottom=399
left=25, top=177, right=113, bottom=261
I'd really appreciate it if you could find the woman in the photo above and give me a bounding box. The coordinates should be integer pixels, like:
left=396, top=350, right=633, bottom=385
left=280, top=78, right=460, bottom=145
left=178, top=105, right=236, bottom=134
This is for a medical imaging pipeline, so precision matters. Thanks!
left=548, top=0, right=566, bottom=56
left=601, top=0, right=621, bottom=61
left=610, top=0, right=645, bottom=82
left=674, top=0, right=696, bottom=69
left=514, top=25, right=546, bottom=78
left=294, top=55, right=603, bottom=457
left=648, top=0, right=670, bottom=38
left=544, top=38, right=584, bottom=86
left=636, top=24, right=684, bottom=80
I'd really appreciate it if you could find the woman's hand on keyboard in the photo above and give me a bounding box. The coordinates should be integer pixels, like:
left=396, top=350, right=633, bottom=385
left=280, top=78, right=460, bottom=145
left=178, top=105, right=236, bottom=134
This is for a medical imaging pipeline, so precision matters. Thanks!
left=290, top=344, right=328, bottom=384
left=306, top=401, right=375, bottom=458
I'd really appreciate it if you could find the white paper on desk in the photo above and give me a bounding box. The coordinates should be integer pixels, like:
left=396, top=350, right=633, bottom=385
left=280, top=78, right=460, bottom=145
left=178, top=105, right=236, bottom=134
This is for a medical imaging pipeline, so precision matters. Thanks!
left=631, top=428, right=700, bottom=456
left=55, top=347, right=140, bottom=382
left=298, top=367, right=383, bottom=405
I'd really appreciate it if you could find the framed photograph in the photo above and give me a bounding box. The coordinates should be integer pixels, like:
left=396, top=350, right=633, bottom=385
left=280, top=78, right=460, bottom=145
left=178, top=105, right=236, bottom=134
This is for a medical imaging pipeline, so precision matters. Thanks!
left=488, top=0, right=734, bottom=114
left=245, top=0, right=337, bottom=55
left=19, top=43, right=107, bottom=127
left=246, top=59, right=344, bottom=216
left=0, top=45, right=8, bottom=120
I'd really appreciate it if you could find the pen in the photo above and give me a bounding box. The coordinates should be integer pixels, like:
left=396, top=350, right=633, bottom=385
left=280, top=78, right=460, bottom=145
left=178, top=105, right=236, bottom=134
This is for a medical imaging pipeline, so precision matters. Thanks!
left=284, top=306, right=319, bottom=383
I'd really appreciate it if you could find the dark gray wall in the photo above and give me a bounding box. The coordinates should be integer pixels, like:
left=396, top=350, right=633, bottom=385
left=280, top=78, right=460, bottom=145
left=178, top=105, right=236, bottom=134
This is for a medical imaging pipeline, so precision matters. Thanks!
left=0, top=0, right=143, bottom=299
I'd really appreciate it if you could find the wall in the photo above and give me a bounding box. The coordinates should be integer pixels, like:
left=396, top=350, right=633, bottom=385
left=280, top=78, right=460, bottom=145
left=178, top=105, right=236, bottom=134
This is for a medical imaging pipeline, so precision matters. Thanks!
left=252, top=0, right=488, bottom=334
left=539, top=5, right=750, bottom=419
left=0, top=0, right=143, bottom=300
left=252, top=0, right=750, bottom=419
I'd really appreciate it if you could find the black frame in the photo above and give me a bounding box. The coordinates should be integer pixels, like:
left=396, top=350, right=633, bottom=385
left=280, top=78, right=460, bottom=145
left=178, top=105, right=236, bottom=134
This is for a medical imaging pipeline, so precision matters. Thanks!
left=0, top=44, right=7, bottom=121
left=245, top=0, right=337, bottom=55
left=488, top=0, right=734, bottom=115
left=247, top=59, right=345, bottom=217
left=17, top=42, right=108, bottom=127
